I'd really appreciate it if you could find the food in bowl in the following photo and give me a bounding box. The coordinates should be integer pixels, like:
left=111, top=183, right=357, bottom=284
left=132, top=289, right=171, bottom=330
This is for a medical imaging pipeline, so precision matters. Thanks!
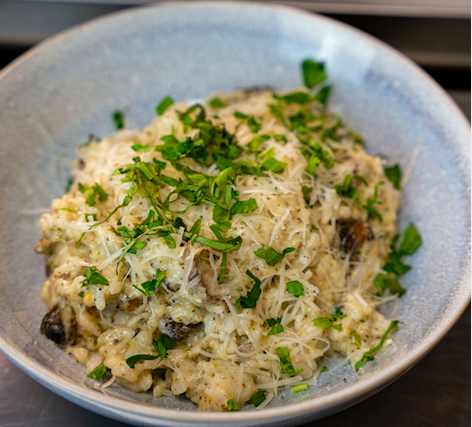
left=35, top=60, right=420, bottom=411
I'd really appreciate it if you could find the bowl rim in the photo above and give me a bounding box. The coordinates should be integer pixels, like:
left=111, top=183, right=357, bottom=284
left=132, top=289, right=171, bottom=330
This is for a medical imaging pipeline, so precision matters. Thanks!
left=0, top=0, right=470, bottom=423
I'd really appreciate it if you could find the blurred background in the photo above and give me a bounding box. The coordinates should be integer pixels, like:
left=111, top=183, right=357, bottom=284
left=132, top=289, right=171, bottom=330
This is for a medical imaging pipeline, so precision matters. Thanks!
left=0, top=1, right=470, bottom=426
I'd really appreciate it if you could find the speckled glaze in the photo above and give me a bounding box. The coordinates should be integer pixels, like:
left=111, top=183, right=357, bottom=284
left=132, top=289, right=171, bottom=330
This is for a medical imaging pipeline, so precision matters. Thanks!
left=0, top=2, right=469, bottom=426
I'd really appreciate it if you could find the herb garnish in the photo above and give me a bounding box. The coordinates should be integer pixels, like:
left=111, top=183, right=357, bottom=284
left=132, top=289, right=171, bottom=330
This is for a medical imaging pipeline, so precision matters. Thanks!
left=80, top=267, right=109, bottom=287
left=250, top=390, right=267, bottom=407
left=312, top=316, right=342, bottom=332
left=375, top=224, right=421, bottom=296
left=86, top=363, right=107, bottom=379
left=112, top=110, right=124, bottom=130
left=276, top=347, right=304, bottom=377
left=233, top=111, right=261, bottom=133
left=350, top=331, right=362, bottom=346
left=209, top=97, right=226, bottom=108
left=78, top=182, right=107, bottom=206
left=156, top=96, right=174, bottom=116
left=321, top=366, right=329, bottom=372
left=133, top=269, right=166, bottom=297
left=286, top=280, right=304, bottom=298
left=227, top=399, right=241, bottom=411
left=302, top=59, right=326, bottom=88
left=355, top=321, right=399, bottom=372
left=126, top=334, right=176, bottom=368
left=267, top=317, right=284, bottom=336
left=253, top=246, right=294, bottom=266
left=291, top=383, right=308, bottom=393
left=236, top=270, right=262, bottom=310
left=384, top=164, right=401, bottom=189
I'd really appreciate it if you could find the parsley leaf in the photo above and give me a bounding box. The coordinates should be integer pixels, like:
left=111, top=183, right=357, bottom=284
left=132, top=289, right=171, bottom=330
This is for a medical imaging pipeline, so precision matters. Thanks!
left=350, top=331, right=362, bottom=346
left=250, top=390, right=267, bottom=407
left=269, top=103, right=287, bottom=126
left=302, top=185, right=313, bottom=203
left=331, top=307, right=347, bottom=319
left=80, top=267, right=109, bottom=287
left=276, top=347, right=304, bottom=377
left=316, top=85, right=331, bottom=106
left=78, top=182, right=108, bottom=206
left=86, top=363, right=107, bottom=379
left=291, top=383, right=308, bottom=393
left=312, top=316, right=342, bottom=331
left=156, top=96, right=174, bottom=115
left=236, top=270, right=262, bottom=310
left=261, top=157, right=287, bottom=173
left=133, top=269, right=166, bottom=297
left=132, top=142, right=152, bottom=152
left=254, top=246, right=293, bottom=266
left=231, top=198, right=258, bottom=215
left=234, top=111, right=261, bottom=133
left=302, top=59, right=326, bottom=88
left=355, top=321, right=399, bottom=372
left=209, top=97, right=227, bottom=108
left=400, top=224, right=422, bottom=255
left=112, top=110, right=124, bottom=130
left=384, top=164, right=401, bottom=190
left=247, top=134, right=271, bottom=152
left=321, top=366, right=329, bottom=372
left=267, top=318, right=284, bottom=335
left=276, top=91, right=313, bottom=105
left=287, top=280, right=304, bottom=297
left=227, top=399, right=241, bottom=411
left=126, top=334, right=176, bottom=368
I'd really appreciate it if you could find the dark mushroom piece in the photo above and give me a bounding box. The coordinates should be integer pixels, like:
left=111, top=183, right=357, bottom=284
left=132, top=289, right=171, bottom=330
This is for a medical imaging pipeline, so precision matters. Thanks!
left=159, top=317, right=193, bottom=341
left=335, top=218, right=374, bottom=259
left=107, top=294, right=142, bottom=312
left=40, top=304, right=77, bottom=347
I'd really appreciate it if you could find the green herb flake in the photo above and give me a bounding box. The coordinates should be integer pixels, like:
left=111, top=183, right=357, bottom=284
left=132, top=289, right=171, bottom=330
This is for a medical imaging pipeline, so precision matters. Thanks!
left=227, top=399, right=241, bottom=412
left=156, top=96, right=174, bottom=116
left=321, top=366, right=329, bottom=372
left=236, top=270, right=262, bottom=310
left=247, top=134, right=271, bottom=152
left=250, top=390, right=267, bottom=407
left=231, top=198, right=258, bottom=215
left=301, top=185, right=313, bottom=203
left=126, top=334, right=176, bottom=369
left=291, top=383, right=308, bottom=393
left=355, top=321, right=399, bottom=372
left=311, top=224, right=318, bottom=231
left=276, top=347, right=304, bottom=377
left=302, top=59, right=326, bottom=89
left=233, top=111, right=261, bottom=133
left=384, top=164, right=402, bottom=190
left=133, top=269, right=166, bottom=297
left=399, top=224, right=422, bottom=255
left=86, top=363, right=107, bottom=379
left=312, top=317, right=332, bottom=330
left=267, top=317, right=284, bottom=336
left=331, top=307, right=347, bottom=319
left=112, top=110, right=124, bottom=130
left=80, top=266, right=109, bottom=287
left=209, top=97, right=227, bottom=108
left=262, top=157, right=287, bottom=173
left=350, top=331, right=362, bottom=346
left=287, top=280, right=304, bottom=298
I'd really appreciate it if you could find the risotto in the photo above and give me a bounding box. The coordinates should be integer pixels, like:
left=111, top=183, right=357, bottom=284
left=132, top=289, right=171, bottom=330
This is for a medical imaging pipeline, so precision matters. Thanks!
left=35, top=60, right=421, bottom=411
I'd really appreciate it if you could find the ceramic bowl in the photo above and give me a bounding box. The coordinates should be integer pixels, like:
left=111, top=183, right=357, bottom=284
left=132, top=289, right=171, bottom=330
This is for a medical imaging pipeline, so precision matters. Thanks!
left=0, top=2, right=469, bottom=426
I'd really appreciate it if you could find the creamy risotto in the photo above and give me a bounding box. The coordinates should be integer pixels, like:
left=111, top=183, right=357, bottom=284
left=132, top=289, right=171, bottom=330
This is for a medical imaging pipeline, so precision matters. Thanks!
left=35, top=60, right=421, bottom=411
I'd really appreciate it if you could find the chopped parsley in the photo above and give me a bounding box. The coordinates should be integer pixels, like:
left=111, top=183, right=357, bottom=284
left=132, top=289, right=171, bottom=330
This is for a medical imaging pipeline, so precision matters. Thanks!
left=312, top=316, right=342, bottom=332
left=375, top=224, right=421, bottom=296
left=236, top=270, right=262, bottom=310
left=286, top=280, right=304, bottom=298
left=291, top=383, right=308, bottom=393
left=384, top=164, right=401, bottom=190
left=233, top=111, right=261, bottom=133
left=331, top=307, right=347, bottom=319
left=112, top=110, right=124, bottom=130
left=80, top=267, right=109, bottom=287
left=247, top=134, right=270, bottom=152
left=209, top=97, right=227, bottom=108
left=302, top=59, right=326, bottom=89
left=350, top=331, right=362, bottom=346
left=302, top=185, right=313, bottom=203
left=355, top=321, right=399, bottom=372
left=156, top=96, right=174, bottom=115
left=133, top=269, right=166, bottom=297
left=250, top=390, right=267, bottom=407
left=253, top=246, right=294, bottom=266
left=126, top=334, right=176, bottom=368
left=321, top=366, right=329, bottom=372
left=78, top=182, right=107, bottom=206
left=261, top=157, right=287, bottom=173
left=276, top=347, right=303, bottom=377
left=86, top=363, right=107, bottom=379
left=267, top=317, right=284, bottom=336
left=227, top=399, right=241, bottom=411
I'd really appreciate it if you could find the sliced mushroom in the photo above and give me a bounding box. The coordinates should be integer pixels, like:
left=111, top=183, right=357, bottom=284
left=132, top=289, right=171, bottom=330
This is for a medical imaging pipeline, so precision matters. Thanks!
left=335, top=218, right=374, bottom=259
left=159, top=317, right=192, bottom=340
left=34, top=238, right=53, bottom=254
left=40, top=304, right=77, bottom=347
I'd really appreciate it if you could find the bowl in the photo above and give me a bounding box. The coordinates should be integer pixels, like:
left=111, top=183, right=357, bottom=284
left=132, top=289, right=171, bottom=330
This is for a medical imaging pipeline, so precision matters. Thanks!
left=0, top=2, right=469, bottom=426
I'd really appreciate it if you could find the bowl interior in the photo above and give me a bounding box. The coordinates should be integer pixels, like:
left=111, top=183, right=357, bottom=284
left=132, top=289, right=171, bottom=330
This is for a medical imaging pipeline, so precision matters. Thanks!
left=0, top=0, right=469, bottom=418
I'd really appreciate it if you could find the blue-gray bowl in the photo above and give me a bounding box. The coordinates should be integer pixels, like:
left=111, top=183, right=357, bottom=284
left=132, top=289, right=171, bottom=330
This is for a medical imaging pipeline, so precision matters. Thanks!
left=0, top=2, right=469, bottom=426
